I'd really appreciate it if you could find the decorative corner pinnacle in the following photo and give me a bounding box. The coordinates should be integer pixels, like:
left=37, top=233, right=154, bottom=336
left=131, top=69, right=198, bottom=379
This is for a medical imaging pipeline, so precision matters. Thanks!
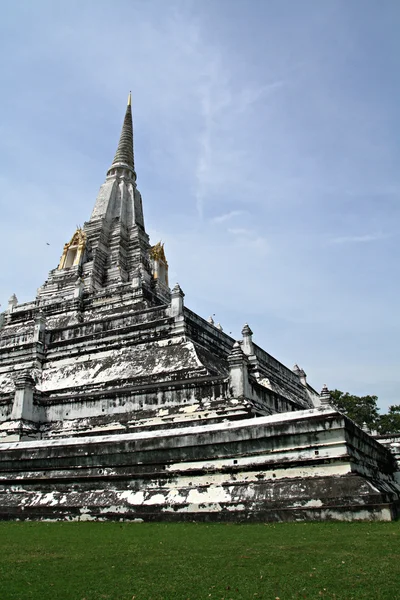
left=293, top=364, right=306, bottom=376
left=320, top=384, right=332, bottom=406
left=171, top=283, right=184, bottom=297
left=13, top=370, right=36, bottom=390
left=241, top=323, right=253, bottom=337
left=228, top=341, right=247, bottom=363
left=293, top=364, right=307, bottom=386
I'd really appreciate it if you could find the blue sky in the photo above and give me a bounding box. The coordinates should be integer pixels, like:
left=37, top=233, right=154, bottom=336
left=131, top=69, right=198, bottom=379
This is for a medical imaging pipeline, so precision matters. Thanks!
left=0, top=0, right=399, bottom=411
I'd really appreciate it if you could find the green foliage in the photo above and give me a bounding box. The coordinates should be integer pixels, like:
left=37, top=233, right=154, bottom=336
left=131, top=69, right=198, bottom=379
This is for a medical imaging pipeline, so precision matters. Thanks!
left=329, top=389, right=380, bottom=429
left=0, top=521, right=399, bottom=600
left=328, top=390, right=400, bottom=434
left=377, top=405, right=400, bottom=435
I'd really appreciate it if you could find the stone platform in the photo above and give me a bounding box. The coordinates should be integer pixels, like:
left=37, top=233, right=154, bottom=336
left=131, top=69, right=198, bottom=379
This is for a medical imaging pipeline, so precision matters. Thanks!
left=1, top=96, right=399, bottom=521
left=1, top=408, right=399, bottom=522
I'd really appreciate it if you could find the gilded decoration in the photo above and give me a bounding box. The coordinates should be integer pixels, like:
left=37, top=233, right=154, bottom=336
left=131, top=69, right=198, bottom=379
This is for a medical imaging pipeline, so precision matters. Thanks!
left=149, top=241, right=167, bottom=264
left=58, top=228, right=87, bottom=270
left=150, top=241, right=169, bottom=285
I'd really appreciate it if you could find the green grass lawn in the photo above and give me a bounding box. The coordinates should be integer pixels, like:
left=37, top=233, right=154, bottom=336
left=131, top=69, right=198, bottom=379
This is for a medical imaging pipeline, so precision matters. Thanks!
left=0, top=521, right=399, bottom=600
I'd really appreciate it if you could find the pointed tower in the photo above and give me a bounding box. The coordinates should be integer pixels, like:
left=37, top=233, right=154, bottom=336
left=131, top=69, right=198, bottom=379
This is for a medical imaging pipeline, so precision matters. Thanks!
left=84, top=92, right=149, bottom=290
left=37, top=94, right=158, bottom=303
left=108, top=92, right=136, bottom=179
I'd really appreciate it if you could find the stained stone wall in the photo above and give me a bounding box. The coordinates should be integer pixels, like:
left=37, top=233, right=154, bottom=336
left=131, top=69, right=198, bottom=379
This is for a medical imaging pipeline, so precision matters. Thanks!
left=1, top=98, right=399, bottom=521
left=0, top=408, right=399, bottom=522
left=0, top=285, right=316, bottom=442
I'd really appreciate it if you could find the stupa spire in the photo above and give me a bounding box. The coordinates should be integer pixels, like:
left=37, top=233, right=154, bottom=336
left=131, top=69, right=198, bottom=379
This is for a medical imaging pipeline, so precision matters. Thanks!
left=108, top=92, right=135, bottom=175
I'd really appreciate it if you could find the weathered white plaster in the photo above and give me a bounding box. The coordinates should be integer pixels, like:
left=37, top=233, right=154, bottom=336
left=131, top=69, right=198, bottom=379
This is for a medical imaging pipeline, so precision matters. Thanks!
left=1, top=98, right=399, bottom=523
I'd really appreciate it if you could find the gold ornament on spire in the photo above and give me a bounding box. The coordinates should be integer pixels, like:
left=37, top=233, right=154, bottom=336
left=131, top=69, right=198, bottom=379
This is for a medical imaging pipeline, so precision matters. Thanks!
left=58, top=228, right=86, bottom=270
left=150, top=242, right=169, bottom=286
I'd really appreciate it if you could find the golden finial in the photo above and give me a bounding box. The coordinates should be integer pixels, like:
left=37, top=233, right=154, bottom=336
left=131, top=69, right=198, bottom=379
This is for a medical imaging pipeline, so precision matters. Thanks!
left=127, top=91, right=132, bottom=106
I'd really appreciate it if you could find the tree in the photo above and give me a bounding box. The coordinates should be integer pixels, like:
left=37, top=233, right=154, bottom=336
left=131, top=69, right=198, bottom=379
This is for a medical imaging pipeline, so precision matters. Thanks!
left=328, top=389, right=380, bottom=430
left=377, top=405, right=400, bottom=435
left=328, top=390, right=400, bottom=434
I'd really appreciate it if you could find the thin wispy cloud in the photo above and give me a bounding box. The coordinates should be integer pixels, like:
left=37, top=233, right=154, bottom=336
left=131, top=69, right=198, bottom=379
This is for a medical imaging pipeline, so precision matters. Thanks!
left=211, top=210, right=245, bottom=224
left=330, top=233, right=389, bottom=245
left=235, top=80, right=286, bottom=114
left=227, top=228, right=269, bottom=255
left=228, top=228, right=252, bottom=235
left=193, top=54, right=286, bottom=218
left=0, top=0, right=399, bottom=411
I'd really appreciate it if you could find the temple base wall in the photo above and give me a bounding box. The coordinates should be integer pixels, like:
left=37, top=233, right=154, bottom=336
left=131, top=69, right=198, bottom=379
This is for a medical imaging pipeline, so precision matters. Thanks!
left=1, top=409, right=399, bottom=522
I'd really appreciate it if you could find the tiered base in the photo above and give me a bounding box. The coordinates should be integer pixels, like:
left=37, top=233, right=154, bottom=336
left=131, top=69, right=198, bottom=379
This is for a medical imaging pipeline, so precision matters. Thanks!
left=0, top=409, right=399, bottom=522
